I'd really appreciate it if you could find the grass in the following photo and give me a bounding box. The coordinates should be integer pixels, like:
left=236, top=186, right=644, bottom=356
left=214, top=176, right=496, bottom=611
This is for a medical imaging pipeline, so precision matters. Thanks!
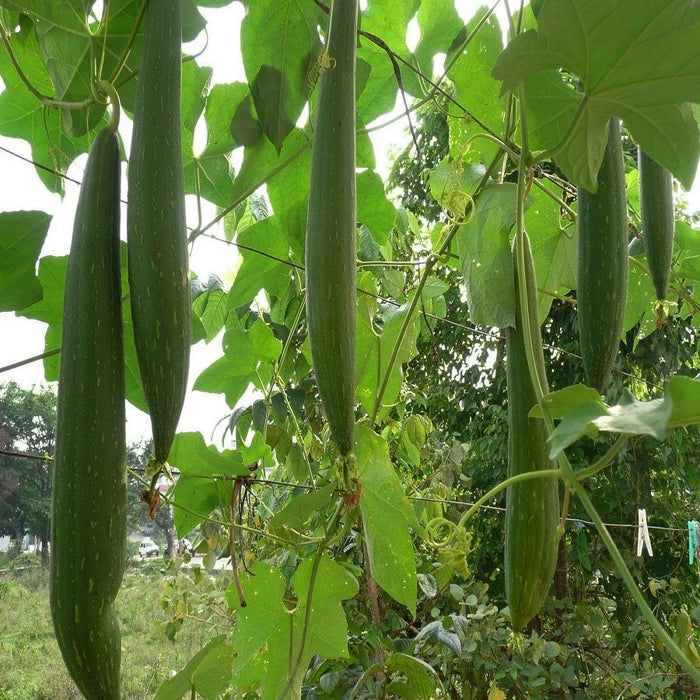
left=0, top=554, right=232, bottom=699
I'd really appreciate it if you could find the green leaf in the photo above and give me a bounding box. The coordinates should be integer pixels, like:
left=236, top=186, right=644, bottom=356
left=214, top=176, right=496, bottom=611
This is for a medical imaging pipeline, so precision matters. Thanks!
left=192, top=353, right=251, bottom=408
left=356, top=424, right=417, bottom=615
left=0, top=1, right=205, bottom=136
left=362, top=0, right=416, bottom=56
left=231, top=128, right=311, bottom=258
left=227, top=563, right=287, bottom=691
left=0, top=16, right=92, bottom=192
left=192, top=282, right=227, bottom=343
left=154, top=636, right=234, bottom=700
left=181, top=60, right=235, bottom=207
left=357, top=170, right=396, bottom=246
left=531, top=0, right=545, bottom=18
left=413, top=0, right=463, bottom=79
left=0, top=211, right=51, bottom=312
left=383, top=653, right=445, bottom=699
left=229, top=558, right=358, bottom=699
left=356, top=42, right=402, bottom=124
left=525, top=181, right=576, bottom=322
left=169, top=431, right=247, bottom=477
left=520, top=69, right=583, bottom=155
left=548, top=377, right=700, bottom=456
left=429, top=158, right=485, bottom=213
left=240, top=0, right=321, bottom=151
left=456, top=183, right=517, bottom=328
left=624, top=256, right=656, bottom=342
left=268, top=483, right=335, bottom=537
left=194, top=317, right=282, bottom=407
left=548, top=401, right=608, bottom=458
left=356, top=296, right=420, bottom=420
left=447, top=9, right=506, bottom=165
left=201, top=82, right=249, bottom=157
left=16, top=247, right=148, bottom=411
left=265, top=130, right=313, bottom=258
left=531, top=384, right=604, bottom=420
left=493, top=0, right=700, bottom=189
left=15, top=255, right=65, bottom=379
left=226, top=217, right=290, bottom=309
left=169, top=431, right=248, bottom=535
left=250, top=66, right=295, bottom=152
left=0, top=0, right=104, bottom=135
left=667, top=376, right=700, bottom=428
left=230, top=93, right=263, bottom=147
left=594, top=392, right=672, bottom=441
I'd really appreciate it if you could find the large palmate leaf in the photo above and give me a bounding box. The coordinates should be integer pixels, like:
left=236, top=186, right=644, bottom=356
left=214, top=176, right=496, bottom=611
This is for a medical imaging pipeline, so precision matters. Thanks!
left=0, top=15, right=92, bottom=192
left=154, top=636, right=234, bottom=700
left=544, top=376, right=700, bottom=457
left=493, top=0, right=700, bottom=190
left=0, top=210, right=51, bottom=312
left=15, top=255, right=67, bottom=380
left=356, top=424, right=417, bottom=615
left=0, top=0, right=107, bottom=135
left=413, top=0, right=463, bottom=80
left=16, top=247, right=148, bottom=411
left=231, top=127, right=312, bottom=257
left=355, top=290, right=420, bottom=421
left=180, top=60, right=235, bottom=207
left=228, top=558, right=358, bottom=699
left=447, top=7, right=506, bottom=166
left=0, top=0, right=205, bottom=136
left=525, top=181, right=576, bottom=323
left=194, top=316, right=282, bottom=407
left=456, top=183, right=518, bottom=328
left=240, top=0, right=322, bottom=152
left=226, top=217, right=291, bottom=309
left=356, top=170, right=396, bottom=246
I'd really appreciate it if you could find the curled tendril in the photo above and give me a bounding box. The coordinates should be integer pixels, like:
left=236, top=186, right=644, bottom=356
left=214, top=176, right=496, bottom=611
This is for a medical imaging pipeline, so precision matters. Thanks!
left=424, top=516, right=458, bottom=549
left=96, top=80, right=121, bottom=132
left=426, top=517, right=472, bottom=578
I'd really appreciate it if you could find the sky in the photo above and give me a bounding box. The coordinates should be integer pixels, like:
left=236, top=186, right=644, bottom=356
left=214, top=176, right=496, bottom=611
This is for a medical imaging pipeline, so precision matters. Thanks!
left=1, top=2, right=699, bottom=446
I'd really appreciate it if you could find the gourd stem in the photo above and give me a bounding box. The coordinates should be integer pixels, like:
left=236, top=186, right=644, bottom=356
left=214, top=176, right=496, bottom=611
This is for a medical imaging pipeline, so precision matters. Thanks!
left=97, top=80, right=121, bottom=132
left=455, top=469, right=562, bottom=531
left=573, top=435, right=628, bottom=480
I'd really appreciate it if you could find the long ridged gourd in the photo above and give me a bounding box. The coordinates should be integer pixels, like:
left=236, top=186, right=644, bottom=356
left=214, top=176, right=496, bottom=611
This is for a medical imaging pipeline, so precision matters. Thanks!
left=51, top=125, right=126, bottom=700
left=127, top=0, right=190, bottom=467
left=638, top=148, right=674, bottom=302
left=305, top=0, right=358, bottom=457
left=577, top=118, right=628, bottom=394
left=505, top=233, right=559, bottom=631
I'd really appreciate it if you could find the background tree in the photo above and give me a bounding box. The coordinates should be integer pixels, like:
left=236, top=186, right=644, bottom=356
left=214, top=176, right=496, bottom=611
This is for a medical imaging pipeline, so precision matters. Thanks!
left=0, top=382, right=56, bottom=565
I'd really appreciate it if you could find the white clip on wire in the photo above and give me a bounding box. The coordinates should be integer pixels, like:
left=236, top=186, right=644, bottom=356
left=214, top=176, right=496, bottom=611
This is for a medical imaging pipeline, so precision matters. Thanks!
left=636, top=508, right=653, bottom=557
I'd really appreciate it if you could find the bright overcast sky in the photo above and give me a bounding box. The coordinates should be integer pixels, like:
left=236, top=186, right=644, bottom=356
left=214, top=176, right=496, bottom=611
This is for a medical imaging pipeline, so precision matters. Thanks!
left=1, top=2, right=699, bottom=445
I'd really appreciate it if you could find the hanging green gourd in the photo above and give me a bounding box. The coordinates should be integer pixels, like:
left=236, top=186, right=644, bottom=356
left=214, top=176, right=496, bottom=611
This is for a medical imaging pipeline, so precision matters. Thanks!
left=576, top=118, right=628, bottom=394
left=127, top=0, right=190, bottom=478
left=305, top=0, right=358, bottom=467
left=51, top=87, right=126, bottom=700
left=505, top=233, right=560, bottom=631
left=638, top=147, right=675, bottom=326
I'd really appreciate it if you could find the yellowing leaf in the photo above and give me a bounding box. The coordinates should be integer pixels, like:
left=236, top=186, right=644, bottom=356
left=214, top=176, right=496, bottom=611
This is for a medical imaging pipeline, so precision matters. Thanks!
left=489, top=686, right=506, bottom=700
